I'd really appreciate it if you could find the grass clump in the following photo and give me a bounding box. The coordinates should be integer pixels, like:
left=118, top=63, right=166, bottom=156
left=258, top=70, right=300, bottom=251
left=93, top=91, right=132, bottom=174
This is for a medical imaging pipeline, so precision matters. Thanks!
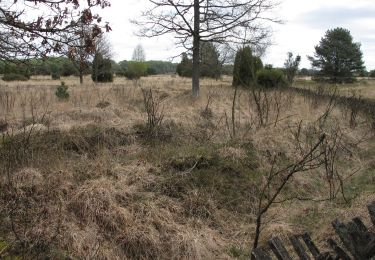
left=55, top=81, right=69, bottom=100
left=146, top=141, right=259, bottom=214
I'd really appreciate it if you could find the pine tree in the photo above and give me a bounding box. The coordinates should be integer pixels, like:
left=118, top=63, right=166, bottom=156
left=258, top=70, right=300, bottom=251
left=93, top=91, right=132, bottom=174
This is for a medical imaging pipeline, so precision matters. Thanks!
left=308, top=28, right=364, bottom=83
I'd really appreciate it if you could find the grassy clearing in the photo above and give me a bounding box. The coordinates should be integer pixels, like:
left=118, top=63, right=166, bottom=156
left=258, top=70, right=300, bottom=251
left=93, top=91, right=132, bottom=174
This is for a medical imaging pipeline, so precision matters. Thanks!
left=0, top=75, right=374, bottom=258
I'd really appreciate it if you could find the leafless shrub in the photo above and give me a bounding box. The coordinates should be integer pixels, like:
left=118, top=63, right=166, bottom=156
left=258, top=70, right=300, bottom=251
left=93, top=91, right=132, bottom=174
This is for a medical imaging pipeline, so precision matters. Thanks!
left=200, top=91, right=214, bottom=119
left=348, top=92, right=362, bottom=129
left=247, top=88, right=294, bottom=128
left=195, top=115, right=224, bottom=142
left=251, top=88, right=269, bottom=127
left=141, top=88, right=165, bottom=140
left=252, top=134, right=327, bottom=251
left=316, top=86, right=338, bottom=129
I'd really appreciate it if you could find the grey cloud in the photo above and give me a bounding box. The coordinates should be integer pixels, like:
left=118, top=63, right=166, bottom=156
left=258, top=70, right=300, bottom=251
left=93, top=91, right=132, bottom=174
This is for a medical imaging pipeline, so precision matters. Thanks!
left=296, top=6, right=375, bottom=29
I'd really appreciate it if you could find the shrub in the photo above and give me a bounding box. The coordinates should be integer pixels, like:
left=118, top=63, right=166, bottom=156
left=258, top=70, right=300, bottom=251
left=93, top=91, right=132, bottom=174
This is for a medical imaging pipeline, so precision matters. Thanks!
left=147, top=66, right=157, bottom=75
left=232, top=46, right=263, bottom=87
left=257, top=68, right=287, bottom=88
left=176, top=53, right=192, bottom=77
left=200, top=42, right=221, bottom=79
left=124, top=62, right=148, bottom=80
left=55, top=81, right=69, bottom=100
left=2, top=73, right=29, bottom=81
left=92, top=53, right=114, bottom=82
left=51, top=72, right=61, bottom=80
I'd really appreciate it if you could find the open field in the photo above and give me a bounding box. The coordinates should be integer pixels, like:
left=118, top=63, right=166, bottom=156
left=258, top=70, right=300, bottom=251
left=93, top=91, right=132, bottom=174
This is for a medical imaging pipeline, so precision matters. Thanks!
left=0, top=75, right=374, bottom=259
left=295, top=77, right=375, bottom=100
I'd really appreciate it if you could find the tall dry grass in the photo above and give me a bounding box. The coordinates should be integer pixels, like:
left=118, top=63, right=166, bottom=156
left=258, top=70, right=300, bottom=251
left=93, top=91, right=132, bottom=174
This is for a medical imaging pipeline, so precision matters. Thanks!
left=0, top=75, right=374, bottom=259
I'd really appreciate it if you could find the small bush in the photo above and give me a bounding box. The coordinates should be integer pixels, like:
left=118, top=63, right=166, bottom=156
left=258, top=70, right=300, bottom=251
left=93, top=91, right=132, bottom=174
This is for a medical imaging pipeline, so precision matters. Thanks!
left=124, top=62, right=148, bottom=80
left=2, top=73, right=29, bottom=81
left=0, top=119, right=8, bottom=132
left=55, top=81, right=69, bottom=100
left=176, top=53, right=192, bottom=78
left=51, top=72, right=61, bottom=80
left=256, top=68, right=287, bottom=88
left=96, top=101, right=111, bottom=109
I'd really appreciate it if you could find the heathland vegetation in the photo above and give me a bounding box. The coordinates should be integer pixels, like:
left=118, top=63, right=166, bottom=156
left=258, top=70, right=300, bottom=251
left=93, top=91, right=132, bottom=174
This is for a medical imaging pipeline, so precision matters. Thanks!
left=0, top=0, right=374, bottom=259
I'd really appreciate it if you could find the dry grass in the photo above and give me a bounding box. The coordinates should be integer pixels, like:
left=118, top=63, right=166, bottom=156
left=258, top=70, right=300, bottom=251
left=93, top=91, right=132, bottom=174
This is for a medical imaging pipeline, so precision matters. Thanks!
left=0, top=75, right=374, bottom=259
left=295, top=77, right=375, bottom=100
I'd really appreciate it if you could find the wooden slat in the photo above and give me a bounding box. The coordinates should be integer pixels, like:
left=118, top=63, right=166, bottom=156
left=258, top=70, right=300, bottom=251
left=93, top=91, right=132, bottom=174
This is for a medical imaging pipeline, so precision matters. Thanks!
left=352, top=217, right=368, bottom=233
left=364, top=238, right=375, bottom=259
left=327, top=238, right=351, bottom=260
left=332, top=219, right=358, bottom=259
left=368, top=202, right=375, bottom=226
left=315, top=252, right=333, bottom=260
left=251, top=247, right=273, bottom=260
left=268, top=237, right=292, bottom=260
left=346, top=221, right=366, bottom=245
left=301, top=233, right=320, bottom=259
left=289, top=235, right=311, bottom=260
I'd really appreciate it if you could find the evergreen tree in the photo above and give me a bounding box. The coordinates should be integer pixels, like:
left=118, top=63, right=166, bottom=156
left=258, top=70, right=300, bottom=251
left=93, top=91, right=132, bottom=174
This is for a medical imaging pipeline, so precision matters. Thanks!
left=91, top=53, right=113, bottom=82
left=176, top=53, right=193, bottom=77
left=200, top=42, right=221, bottom=79
left=232, top=46, right=262, bottom=87
left=308, top=28, right=364, bottom=83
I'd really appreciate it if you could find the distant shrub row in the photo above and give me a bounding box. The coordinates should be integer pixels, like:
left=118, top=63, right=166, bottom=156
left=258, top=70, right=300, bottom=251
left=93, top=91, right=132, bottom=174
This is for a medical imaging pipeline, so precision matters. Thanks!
left=2, top=73, right=30, bottom=81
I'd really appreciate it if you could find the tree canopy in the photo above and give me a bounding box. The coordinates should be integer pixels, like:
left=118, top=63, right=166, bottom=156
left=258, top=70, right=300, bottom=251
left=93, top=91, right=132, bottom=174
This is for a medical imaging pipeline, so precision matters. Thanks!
left=0, top=0, right=111, bottom=61
left=132, top=44, right=146, bottom=62
left=134, top=0, right=279, bottom=97
left=308, top=28, right=365, bottom=83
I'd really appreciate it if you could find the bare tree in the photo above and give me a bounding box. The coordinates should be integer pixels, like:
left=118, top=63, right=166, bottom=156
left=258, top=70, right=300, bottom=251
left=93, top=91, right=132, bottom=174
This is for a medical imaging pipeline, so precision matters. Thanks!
left=0, top=0, right=111, bottom=61
left=132, top=44, right=146, bottom=62
left=284, top=52, right=301, bottom=85
left=133, top=0, right=279, bottom=97
left=65, top=29, right=112, bottom=84
left=252, top=134, right=326, bottom=251
left=65, top=24, right=92, bottom=84
left=95, top=34, right=113, bottom=60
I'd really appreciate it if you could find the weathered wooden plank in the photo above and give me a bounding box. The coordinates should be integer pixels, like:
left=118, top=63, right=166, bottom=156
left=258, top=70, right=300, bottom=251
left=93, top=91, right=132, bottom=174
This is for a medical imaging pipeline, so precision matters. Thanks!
left=327, top=238, right=351, bottom=260
left=301, top=233, right=320, bottom=259
left=347, top=221, right=367, bottom=246
left=364, top=238, right=375, bottom=259
left=368, top=202, right=375, bottom=226
left=289, top=235, right=311, bottom=260
left=332, top=219, right=358, bottom=259
left=268, top=237, right=292, bottom=260
left=315, top=252, right=333, bottom=260
left=352, top=217, right=368, bottom=233
left=251, top=247, right=273, bottom=260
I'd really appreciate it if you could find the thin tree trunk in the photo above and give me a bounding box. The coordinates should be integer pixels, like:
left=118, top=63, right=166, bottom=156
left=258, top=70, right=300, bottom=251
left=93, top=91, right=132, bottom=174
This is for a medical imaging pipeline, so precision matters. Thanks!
left=79, top=68, right=83, bottom=84
left=192, top=0, right=200, bottom=98
left=232, top=84, right=238, bottom=138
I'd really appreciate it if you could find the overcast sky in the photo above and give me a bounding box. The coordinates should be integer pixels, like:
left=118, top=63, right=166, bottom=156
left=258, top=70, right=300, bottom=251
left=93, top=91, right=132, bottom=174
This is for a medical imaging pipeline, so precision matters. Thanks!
left=101, top=0, right=375, bottom=70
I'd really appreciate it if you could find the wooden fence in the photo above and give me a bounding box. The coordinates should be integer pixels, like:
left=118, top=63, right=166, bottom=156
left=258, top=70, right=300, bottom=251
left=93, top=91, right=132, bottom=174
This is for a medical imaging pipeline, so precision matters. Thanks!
left=252, top=201, right=375, bottom=260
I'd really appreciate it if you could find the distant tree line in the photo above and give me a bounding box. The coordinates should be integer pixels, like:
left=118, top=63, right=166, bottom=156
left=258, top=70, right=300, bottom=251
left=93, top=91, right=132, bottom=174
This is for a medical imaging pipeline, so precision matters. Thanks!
left=0, top=57, right=178, bottom=82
